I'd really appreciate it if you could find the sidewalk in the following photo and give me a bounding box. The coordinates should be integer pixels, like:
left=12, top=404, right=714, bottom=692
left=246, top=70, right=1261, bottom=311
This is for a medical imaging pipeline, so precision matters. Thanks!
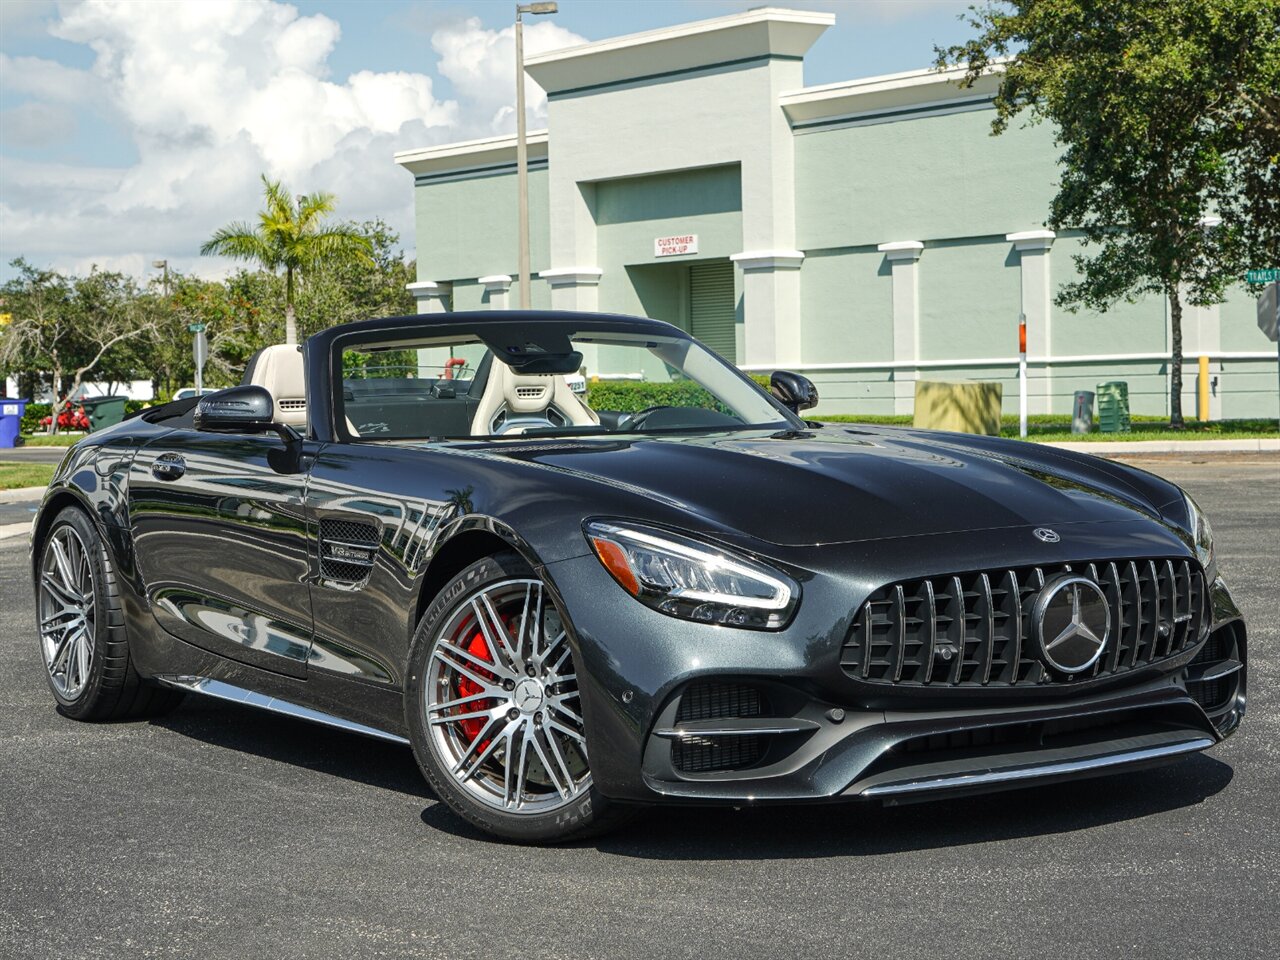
left=0, top=486, right=47, bottom=504
left=1043, top=437, right=1279, bottom=454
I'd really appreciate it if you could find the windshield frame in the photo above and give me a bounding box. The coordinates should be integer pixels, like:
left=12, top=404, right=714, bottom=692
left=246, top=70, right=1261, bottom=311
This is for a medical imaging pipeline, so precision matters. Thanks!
left=324, top=317, right=805, bottom=444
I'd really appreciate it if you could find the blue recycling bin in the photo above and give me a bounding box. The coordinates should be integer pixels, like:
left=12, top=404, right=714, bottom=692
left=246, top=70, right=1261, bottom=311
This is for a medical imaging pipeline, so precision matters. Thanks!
left=0, top=398, right=30, bottom=448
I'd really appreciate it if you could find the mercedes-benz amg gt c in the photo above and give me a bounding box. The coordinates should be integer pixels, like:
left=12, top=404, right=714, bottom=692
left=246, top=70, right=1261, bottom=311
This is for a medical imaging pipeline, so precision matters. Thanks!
left=31, top=312, right=1246, bottom=842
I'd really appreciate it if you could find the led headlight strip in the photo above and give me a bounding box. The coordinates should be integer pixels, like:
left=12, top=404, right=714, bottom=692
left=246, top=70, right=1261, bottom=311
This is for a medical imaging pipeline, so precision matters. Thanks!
left=585, top=520, right=798, bottom=630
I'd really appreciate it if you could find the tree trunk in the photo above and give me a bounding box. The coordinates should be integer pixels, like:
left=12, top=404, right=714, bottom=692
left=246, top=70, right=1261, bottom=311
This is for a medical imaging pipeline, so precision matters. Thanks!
left=285, top=268, right=297, bottom=345
left=49, top=364, right=63, bottom=435
left=1168, top=286, right=1184, bottom=430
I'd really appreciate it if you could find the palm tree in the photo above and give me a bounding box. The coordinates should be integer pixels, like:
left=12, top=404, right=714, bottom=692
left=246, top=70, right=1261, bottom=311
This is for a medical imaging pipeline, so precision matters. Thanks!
left=201, top=175, right=372, bottom=345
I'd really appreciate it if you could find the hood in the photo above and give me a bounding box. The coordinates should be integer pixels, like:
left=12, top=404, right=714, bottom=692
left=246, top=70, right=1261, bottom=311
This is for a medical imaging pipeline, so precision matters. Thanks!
left=460, top=426, right=1175, bottom=548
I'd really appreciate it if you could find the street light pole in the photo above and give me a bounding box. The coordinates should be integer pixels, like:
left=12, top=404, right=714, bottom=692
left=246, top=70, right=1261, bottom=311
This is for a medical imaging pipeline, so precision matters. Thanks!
left=515, top=2, right=558, bottom=311
left=152, top=259, right=169, bottom=297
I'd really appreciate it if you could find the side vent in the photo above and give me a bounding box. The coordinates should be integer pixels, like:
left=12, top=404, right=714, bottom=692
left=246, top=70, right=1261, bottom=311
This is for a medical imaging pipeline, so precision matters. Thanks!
left=319, top=517, right=380, bottom=585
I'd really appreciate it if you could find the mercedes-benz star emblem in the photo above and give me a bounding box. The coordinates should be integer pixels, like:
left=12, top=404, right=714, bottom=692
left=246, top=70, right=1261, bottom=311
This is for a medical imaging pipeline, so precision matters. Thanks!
left=1034, top=575, right=1110, bottom=673
left=1033, top=527, right=1060, bottom=543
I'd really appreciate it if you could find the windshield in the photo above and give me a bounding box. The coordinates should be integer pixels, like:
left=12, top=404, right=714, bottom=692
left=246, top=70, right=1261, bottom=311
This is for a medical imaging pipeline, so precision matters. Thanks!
left=337, top=328, right=797, bottom=441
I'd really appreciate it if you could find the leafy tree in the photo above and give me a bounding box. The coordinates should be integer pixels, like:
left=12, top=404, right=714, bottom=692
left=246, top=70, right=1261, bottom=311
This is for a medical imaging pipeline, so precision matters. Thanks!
left=201, top=175, right=373, bottom=346
left=291, top=219, right=417, bottom=339
left=0, top=260, right=157, bottom=431
left=938, top=0, right=1280, bottom=427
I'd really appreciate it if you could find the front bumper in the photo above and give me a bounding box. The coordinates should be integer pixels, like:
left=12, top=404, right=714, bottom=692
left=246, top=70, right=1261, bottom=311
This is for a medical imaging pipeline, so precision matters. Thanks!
left=540, top=523, right=1246, bottom=804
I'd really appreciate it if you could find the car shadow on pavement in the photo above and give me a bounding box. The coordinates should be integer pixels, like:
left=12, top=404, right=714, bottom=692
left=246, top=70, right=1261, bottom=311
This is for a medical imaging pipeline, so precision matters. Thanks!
left=416, top=754, right=1235, bottom=854
left=150, top=697, right=434, bottom=801
left=149, top=697, right=1233, bottom=855
left=588, top=755, right=1234, bottom=860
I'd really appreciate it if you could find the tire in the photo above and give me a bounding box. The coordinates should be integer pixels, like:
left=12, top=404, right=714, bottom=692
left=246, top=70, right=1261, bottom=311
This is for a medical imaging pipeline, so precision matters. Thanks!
left=36, top=506, right=185, bottom=721
left=405, top=551, right=634, bottom=843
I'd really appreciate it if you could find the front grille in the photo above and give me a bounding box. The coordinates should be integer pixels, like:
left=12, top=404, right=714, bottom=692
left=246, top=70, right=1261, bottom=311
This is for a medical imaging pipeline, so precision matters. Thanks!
left=318, top=517, right=380, bottom=584
left=842, top=558, right=1207, bottom=687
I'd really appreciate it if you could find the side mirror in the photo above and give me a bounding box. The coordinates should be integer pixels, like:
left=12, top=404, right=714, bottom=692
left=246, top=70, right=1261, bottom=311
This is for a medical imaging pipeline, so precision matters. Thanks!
left=194, top=385, right=300, bottom=443
left=769, top=371, right=819, bottom=414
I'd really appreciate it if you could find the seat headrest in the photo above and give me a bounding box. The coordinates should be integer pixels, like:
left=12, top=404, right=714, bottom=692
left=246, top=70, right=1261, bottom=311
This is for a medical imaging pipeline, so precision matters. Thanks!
left=243, top=344, right=307, bottom=427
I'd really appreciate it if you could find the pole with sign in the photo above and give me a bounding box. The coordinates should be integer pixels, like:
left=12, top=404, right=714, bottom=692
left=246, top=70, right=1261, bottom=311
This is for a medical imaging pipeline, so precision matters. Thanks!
left=189, top=322, right=207, bottom=396
left=1018, top=313, right=1028, bottom=439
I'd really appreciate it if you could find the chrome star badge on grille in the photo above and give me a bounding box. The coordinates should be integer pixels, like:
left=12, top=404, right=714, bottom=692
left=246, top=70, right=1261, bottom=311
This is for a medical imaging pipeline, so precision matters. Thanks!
left=1034, top=575, right=1110, bottom=673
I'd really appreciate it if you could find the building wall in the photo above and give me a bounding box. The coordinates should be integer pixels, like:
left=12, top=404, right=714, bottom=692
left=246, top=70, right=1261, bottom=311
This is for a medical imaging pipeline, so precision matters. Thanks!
left=404, top=41, right=1277, bottom=419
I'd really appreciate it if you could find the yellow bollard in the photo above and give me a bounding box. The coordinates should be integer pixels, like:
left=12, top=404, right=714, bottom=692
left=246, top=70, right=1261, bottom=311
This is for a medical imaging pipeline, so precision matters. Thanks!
left=1197, top=355, right=1210, bottom=422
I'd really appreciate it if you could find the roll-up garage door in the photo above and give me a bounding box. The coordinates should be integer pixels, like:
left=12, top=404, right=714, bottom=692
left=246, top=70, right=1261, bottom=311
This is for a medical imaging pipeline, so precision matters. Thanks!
left=688, top=260, right=736, bottom=363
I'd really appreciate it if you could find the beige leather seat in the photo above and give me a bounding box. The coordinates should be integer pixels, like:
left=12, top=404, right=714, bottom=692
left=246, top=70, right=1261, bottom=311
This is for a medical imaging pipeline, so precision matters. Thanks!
left=470, top=359, right=598, bottom=435
left=243, top=344, right=308, bottom=427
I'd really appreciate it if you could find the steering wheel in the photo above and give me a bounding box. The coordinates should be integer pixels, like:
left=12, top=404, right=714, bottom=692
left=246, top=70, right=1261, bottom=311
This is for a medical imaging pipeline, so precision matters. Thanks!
left=619, top=405, right=676, bottom=431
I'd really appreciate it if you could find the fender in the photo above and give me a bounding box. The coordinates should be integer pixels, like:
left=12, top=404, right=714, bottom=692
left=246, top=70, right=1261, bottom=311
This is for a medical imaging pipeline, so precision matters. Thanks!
left=408, top=511, right=548, bottom=641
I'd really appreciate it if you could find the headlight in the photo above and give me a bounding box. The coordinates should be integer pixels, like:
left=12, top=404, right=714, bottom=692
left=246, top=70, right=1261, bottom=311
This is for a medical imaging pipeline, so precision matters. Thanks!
left=1184, top=492, right=1216, bottom=576
left=584, top=520, right=798, bottom=630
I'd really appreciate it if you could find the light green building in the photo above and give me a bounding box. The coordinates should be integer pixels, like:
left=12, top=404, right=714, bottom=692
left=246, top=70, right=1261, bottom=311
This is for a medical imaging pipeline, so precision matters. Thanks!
left=394, top=6, right=1277, bottom=418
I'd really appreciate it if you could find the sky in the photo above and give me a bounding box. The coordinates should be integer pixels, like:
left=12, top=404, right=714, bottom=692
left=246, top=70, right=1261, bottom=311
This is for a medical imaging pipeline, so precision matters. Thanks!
left=0, top=0, right=975, bottom=283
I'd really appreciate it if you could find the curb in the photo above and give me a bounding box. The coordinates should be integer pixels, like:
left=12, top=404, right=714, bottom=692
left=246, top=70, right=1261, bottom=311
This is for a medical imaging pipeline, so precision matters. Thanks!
left=1042, top=438, right=1280, bottom=454
left=0, top=521, right=31, bottom=541
left=0, top=486, right=47, bottom=504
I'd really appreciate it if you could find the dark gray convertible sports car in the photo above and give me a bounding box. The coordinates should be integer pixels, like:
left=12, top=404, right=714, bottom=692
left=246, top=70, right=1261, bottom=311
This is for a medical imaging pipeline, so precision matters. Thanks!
left=31, top=311, right=1246, bottom=842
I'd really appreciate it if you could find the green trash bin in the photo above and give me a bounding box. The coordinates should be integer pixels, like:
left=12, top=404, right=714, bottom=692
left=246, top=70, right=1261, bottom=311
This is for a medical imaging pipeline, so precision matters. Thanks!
left=1096, top=381, right=1131, bottom=434
left=80, top=395, right=128, bottom=432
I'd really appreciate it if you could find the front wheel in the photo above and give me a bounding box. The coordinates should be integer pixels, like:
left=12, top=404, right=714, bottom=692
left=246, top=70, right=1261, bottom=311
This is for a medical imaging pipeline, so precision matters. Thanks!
left=405, top=552, right=632, bottom=843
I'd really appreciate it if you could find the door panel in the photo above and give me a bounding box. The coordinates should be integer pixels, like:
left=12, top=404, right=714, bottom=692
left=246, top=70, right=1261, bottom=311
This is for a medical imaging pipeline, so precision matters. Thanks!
left=304, top=444, right=456, bottom=688
left=127, top=430, right=316, bottom=678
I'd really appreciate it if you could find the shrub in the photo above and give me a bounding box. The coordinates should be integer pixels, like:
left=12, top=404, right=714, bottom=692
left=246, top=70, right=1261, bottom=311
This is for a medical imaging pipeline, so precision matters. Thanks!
left=20, top=403, right=51, bottom=435
left=585, top=373, right=774, bottom=414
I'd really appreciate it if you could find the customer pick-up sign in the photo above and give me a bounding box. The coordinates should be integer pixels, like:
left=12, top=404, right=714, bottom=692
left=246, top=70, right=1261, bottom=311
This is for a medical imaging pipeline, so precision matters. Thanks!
left=654, top=234, right=698, bottom=258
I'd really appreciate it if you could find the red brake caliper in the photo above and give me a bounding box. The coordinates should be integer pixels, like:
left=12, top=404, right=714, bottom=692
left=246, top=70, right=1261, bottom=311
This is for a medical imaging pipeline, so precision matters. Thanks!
left=454, top=625, right=496, bottom=747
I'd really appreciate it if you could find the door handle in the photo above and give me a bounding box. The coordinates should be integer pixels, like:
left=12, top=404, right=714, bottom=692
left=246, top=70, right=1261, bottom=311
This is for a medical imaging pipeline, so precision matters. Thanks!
left=151, top=453, right=186, bottom=481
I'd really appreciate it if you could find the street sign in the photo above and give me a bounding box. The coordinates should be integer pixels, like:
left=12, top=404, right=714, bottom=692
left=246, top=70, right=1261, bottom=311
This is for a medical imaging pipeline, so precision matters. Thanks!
left=187, top=322, right=206, bottom=333
left=1246, top=268, right=1279, bottom=284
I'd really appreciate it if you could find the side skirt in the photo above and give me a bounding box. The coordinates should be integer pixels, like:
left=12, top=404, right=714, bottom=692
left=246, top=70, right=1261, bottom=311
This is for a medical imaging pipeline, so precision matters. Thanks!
left=153, top=675, right=410, bottom=746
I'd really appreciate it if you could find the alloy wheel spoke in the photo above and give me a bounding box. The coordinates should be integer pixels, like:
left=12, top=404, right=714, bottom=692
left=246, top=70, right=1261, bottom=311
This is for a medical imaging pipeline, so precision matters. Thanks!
left=429, top=705, right=498, bottom=727
left=511, top=728, right=531, bottom=809
left=472, top=595, right=519, bottom=670
left=41, top=571, right=81, bottom=610
left=455, top=716, right=511, bottom=780
left=450, top=713, right=503, bottom=777
left=48, top=628, right=77, bottom=675
left=536, top=628, right=566, bottom=668
left=438, top=637, right=515, bottom=682
left=429, top=691, right=493, bottom=714
left=49, top=536, right=79, bottom=595
left=529, top=732, right=570, bottom=800
left=544, top=716, right=587, bottom=746
left=547, top=697, right=583, bottom=725
left=432, top=649, right=503, bottom=695
left=542, top=726, right=576, bottom=794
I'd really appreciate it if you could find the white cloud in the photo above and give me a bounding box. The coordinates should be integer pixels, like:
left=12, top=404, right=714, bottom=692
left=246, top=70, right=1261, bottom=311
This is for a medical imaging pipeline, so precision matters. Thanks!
left=0, top=0, right=585, bottom=279
left=0, top=101, right=76, bottom=147
left=432, top=16, right=585, bottom=134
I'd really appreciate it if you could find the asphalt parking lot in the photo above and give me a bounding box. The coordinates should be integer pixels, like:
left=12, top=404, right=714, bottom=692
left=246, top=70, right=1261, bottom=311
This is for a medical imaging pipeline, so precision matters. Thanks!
left=1, top=457, right=1277, bottom=960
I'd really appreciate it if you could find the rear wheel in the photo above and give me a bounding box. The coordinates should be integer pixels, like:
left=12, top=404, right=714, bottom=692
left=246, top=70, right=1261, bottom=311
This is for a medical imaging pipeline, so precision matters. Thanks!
left=37, top=506, right=184, bottom=720
left=405, top=552, right=632, bottom=843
